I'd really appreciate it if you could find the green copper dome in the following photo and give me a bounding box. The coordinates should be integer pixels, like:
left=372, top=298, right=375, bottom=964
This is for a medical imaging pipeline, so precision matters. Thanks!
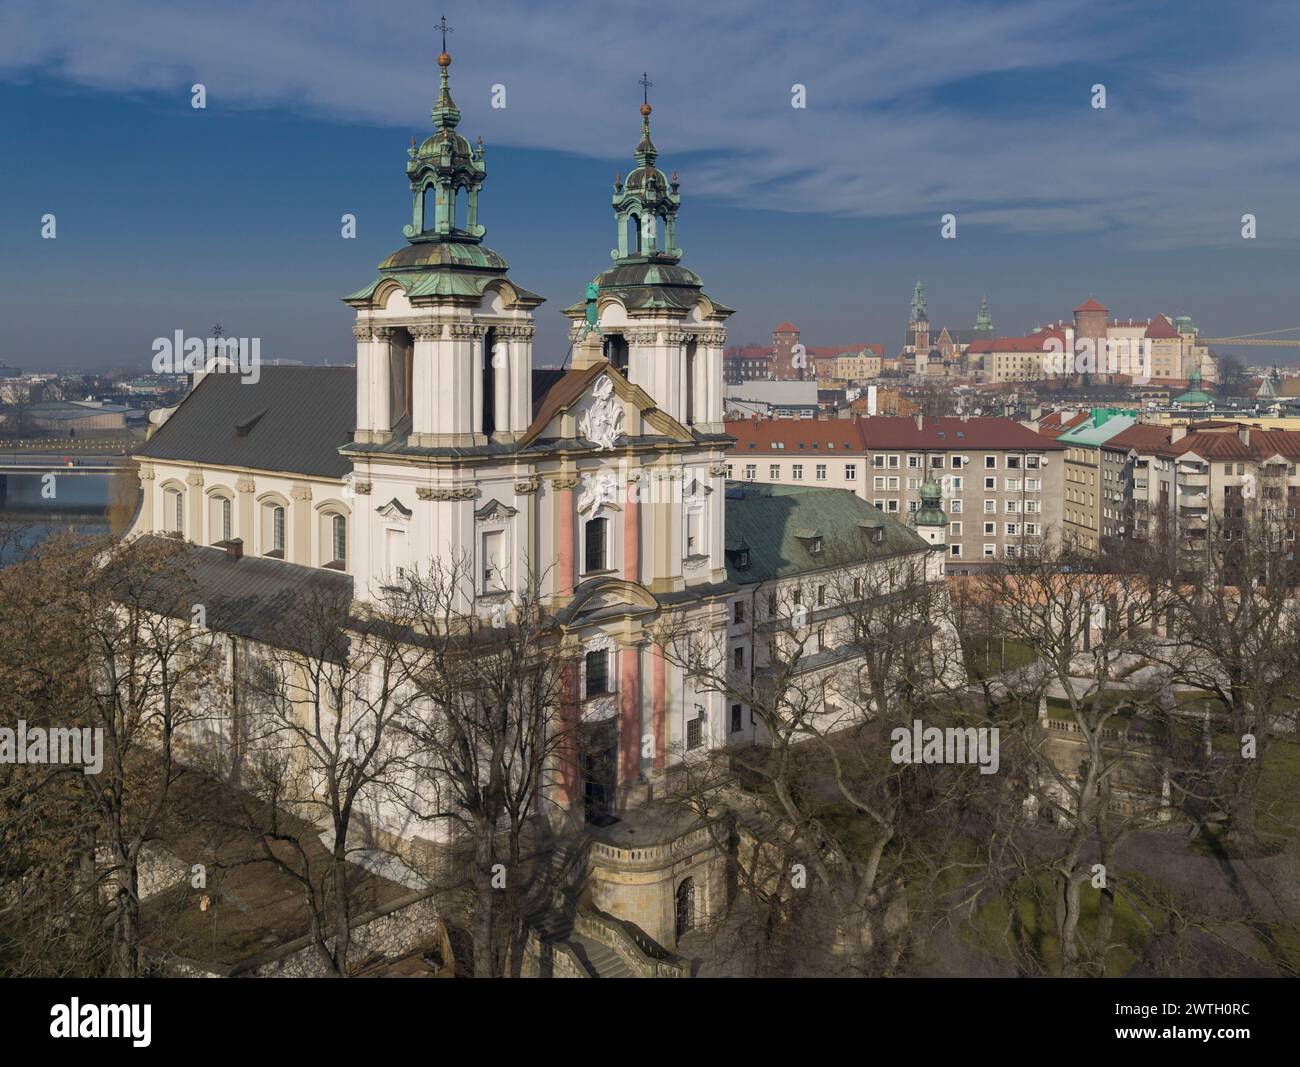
left=912, top=477, right=948, bottom=527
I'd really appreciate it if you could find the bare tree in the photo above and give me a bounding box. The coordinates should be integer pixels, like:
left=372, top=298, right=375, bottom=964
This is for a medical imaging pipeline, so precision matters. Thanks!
left=394, top=557, right=573, bottom=978
left=236, top=574, right=416, bottom=977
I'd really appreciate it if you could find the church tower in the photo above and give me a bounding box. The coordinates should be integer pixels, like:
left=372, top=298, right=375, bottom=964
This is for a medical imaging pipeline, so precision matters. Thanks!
left=343, top=41, right=543, bottom=450
left=564, top=78, right=733, bottom=432
left=975, top=293, right=994, bottom=337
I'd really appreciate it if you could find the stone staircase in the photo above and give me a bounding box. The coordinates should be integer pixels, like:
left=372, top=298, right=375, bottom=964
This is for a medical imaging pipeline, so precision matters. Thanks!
left=523, top=835, right=655, bottom=978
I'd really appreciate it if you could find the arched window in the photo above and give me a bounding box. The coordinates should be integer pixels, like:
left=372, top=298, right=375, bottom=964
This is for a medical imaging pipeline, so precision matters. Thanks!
left=481, top=326, right=497, bottom=438
left=421, top=185, right=437, bottom=234
left=208, top=495, right=233, bottom=543
left=322, top=512, right=346, bottom=567
left=675, top=877, right=695, bottom=939
left=627, top=214, right=641, bottom=255
left=261, top=502, right=286, bottom=558
left=164, top=487, right=185, bottom=535
left=685, top=337, right=697, bottom=425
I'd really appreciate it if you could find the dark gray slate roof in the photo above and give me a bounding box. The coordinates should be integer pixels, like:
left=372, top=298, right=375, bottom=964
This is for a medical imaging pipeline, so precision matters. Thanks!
left=723, top=482, right=926, bottom=585
left=138, top=367, right=355, bottom=479
left=139, top=536, right=353, bottom=651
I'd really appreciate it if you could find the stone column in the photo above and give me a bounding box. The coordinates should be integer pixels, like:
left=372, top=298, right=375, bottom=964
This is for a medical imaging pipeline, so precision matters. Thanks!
left=138, top=465, right=155, bottom=531
left=552, top=473, right=578, bottom=598
left=352, top=323, right=372, bottom=439
left=652, top=643, right=667, bottom=771
left=185, top=469, right=203, bottom=542
left=619, top=644, right=642, bottom=786
left=556, top=659, right=581, bottom=812
left=409, top=323, right=443, bottom=445
left=623, top=472, right=640, bottom=583
left=236, top=475, right=255, bottom=546
left=290, top=483, right=312, bottom=564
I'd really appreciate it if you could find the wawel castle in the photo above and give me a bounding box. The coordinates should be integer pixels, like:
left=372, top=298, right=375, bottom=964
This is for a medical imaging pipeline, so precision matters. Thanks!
left=126, top=48, right=951, bottom=959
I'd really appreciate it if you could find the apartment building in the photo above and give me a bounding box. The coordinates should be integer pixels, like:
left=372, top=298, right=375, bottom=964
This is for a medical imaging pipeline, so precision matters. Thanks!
left=725, top=415, right=1065, bottom=572
left=1057, top=411, right=1136, bottom=553
left=1126, top=422, right=1300, bottom=552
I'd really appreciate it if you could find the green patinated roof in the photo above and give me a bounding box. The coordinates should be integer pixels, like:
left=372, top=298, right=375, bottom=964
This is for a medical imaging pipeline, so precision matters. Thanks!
left=562, top=258, right=732, bottom=316
left=723, top=482, right=926, bottom=585
left=344, top=239, right=542, bottom=306
left=1174, top=389, right=1215, bottom=405
left=1057, top=414, right=1137, bottom=447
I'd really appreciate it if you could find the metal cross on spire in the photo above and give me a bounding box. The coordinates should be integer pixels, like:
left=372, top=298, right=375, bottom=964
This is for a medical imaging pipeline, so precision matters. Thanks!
left=438, top=15, right=452, bottom=52
left=639, top=72, right=652, bottom=106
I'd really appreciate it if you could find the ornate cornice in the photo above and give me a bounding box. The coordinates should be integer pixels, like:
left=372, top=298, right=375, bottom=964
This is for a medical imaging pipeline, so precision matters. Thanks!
left=496, top=324, right=535, bottom=340
left=448, top=322, right=486, bottom=340
left=663, top=330, right=691, bottom=345
left=409, top=324, right=443, bottom=341
left=625, top=328, right=659, bottom=345
left=698, top=328, right=727, bottom=345
left=417, top=485, right=476, bottom=501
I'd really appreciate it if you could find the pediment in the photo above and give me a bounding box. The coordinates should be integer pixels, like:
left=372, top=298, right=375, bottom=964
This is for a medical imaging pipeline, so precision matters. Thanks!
left=475, top=498, right=518, bottom=522
left=376, top=498, right=412, bottom=521
left=525, top=364, right=695, bottom=449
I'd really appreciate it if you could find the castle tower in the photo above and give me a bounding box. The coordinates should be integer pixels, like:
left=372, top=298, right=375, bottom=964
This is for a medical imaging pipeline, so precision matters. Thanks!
left=975, top=293, right=994, bottom=337
left=564, top=78, right=733, bottom=431
left=343, top=44, right=544, bottom=449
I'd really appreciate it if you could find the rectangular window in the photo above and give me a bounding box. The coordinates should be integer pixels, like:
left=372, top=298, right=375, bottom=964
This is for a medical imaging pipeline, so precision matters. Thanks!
left=815, top=464, right=827, bottom=481
left=730, top=703, right=743, bottom=734
left=1025, top=500, right=1040, bottom=513
left=951, top=476, right=963, bottom=491
left=817, top=584, right=826, bottom=606
left=733, top=600, right=745, bottom=624
left=1026, top=455, right=1040, bottom=469
left=887, top=500, right=899, bottom=513
left=873, top=455, right=885, bottom=468
left=733, top=645, right=745, bottom=669
left=1026, top=478, right=1040, bottom=491
left=887, top=476, right=900, bottom=490
left=950, top=455, right=962, bottom=469
left=1005, top=478, right=1021, bottom=491
left=1007, top=455, right=1021, bottom=469
left=908, top=455, right=921, bottom=469
left=585, top=517, right=607, bottom=571
left=949, top=544, right=962, bottom=557
left=585, top=649, right=609, bottom=697
left=984, top=521, right=995, bottom=535
left=984, top=476, right=997, bottom=490
left=888, top=455, right=900, bottom=469
left=845, top=464, right=857, bottom=480
left=687, top=713, right=703, bottom=751
left=1006, top=500, right=1020, bottom=513
left=769, top=464, right=780, bottom=479
left=985, top=455, right=997, bottom=469
left=874, top=476, right=886, bottom=490
left=744, top=464, right=757, bottom=480
left=273, top=505, right=285, bottom=553
left=792, top=464, right=804, bottom=480
left=984, top=499, right=996, bottom=513
left=983, top=544, right=996, bottom=557
left=950, top=499, right=962, bottom=514
left=950, top=521, right=962, bottom=535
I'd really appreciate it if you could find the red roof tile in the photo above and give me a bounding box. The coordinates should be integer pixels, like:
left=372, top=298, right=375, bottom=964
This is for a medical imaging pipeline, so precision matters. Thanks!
left=1143, top=314, right=1179, bottom=339
left=725, top=415, right=1064, bottom=454
left=1075, top=298, right=1109, bottom=313
left=773, top=322, right=799, bottom=334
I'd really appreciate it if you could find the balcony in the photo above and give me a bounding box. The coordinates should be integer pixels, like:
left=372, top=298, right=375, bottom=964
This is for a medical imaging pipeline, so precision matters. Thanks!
left=1178, top=492, right=1208, bottom=509
left=1178, top=469, right=1209, bottom=487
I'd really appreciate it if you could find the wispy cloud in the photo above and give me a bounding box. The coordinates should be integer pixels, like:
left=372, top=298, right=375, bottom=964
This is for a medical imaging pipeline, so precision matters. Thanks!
left=3, top=0, right=1298, bottom=247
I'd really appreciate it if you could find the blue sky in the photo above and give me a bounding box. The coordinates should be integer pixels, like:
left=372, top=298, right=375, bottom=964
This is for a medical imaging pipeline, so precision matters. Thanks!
left=2, top=0, right=1299, bottom=372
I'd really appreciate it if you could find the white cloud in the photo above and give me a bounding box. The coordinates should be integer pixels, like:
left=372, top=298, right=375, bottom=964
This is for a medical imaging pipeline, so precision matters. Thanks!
left=3, top=0, right=1298, bottom=247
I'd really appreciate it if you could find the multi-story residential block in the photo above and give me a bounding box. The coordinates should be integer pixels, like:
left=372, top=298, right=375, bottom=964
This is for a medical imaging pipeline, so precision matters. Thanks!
left=1126, top=423, right=1300, bottom=553
left=1057, top=411, right=1136, bottom=553
left=726, top=414, right=1065, bottom=571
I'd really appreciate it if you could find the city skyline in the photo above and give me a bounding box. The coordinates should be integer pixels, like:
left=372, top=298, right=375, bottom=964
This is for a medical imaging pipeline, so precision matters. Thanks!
left=3, top=0, right=1299, bottom=370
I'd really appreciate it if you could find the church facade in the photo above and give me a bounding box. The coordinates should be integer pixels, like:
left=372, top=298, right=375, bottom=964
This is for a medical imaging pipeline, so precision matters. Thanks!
left=128, top=49, right=944, bottom=945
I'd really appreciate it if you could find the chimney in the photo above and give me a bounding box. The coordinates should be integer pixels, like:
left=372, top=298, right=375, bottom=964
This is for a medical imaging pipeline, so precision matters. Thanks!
left=1171, top=425, right=1187, bottom=443
left=1237, top=425, right=1251, bottom=447
left=224, top=538, right=243, bottom=560
left=915, top=413, right=923, bottom=431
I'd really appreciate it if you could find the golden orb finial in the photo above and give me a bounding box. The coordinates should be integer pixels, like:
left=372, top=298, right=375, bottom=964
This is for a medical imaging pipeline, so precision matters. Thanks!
left=438, top=51, right=451, bottom=68
left=640, top=102, right=652, bottom=118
